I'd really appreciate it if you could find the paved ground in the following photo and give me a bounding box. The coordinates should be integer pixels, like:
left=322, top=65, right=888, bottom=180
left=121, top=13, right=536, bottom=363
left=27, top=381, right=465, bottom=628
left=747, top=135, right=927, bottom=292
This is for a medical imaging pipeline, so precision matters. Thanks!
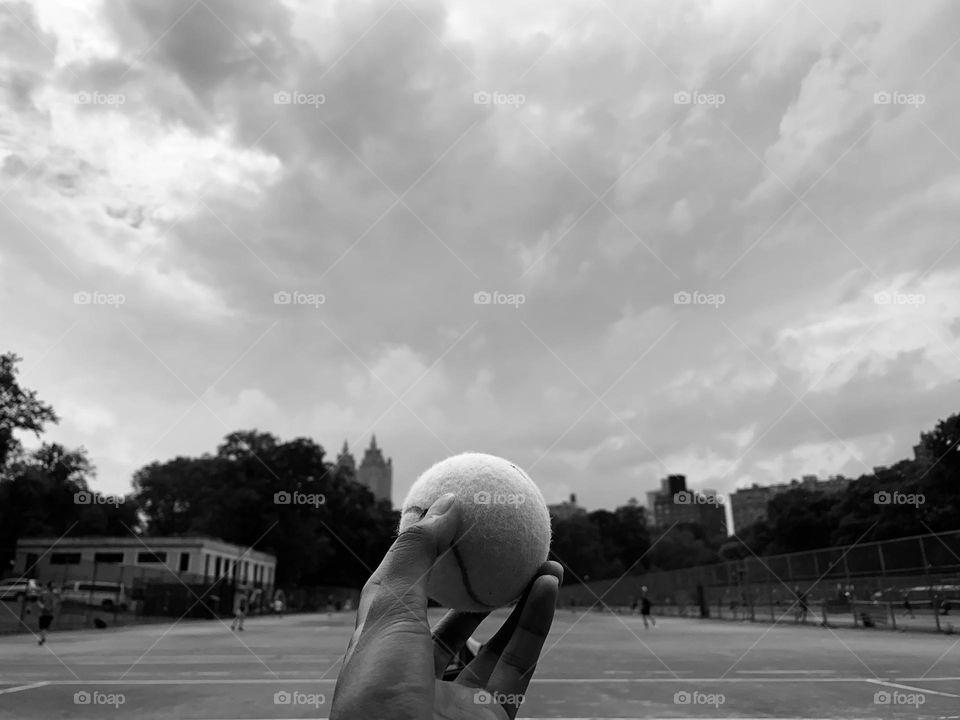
left=0, top=608, right=958, bottom=719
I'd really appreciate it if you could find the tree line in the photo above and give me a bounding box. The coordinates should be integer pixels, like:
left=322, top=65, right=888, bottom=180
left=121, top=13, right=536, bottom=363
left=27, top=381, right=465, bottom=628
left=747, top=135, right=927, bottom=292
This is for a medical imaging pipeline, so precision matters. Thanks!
left=2, top=351, right=958, bottom=588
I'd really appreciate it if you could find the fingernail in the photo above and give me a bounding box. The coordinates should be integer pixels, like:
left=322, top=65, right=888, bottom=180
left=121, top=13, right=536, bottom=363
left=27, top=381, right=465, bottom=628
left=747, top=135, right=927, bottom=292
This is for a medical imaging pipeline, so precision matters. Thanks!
left=426, top=493, right=456, bottom=518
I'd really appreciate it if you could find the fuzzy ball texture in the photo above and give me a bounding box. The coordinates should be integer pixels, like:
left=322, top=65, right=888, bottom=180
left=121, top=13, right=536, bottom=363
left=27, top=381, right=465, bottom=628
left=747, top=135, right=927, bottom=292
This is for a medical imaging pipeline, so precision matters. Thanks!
left=399, top=452, right=552, bottom=612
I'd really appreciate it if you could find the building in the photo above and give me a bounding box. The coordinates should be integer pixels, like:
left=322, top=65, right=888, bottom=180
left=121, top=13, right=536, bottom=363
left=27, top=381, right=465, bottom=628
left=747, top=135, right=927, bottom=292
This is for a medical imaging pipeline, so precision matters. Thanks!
left=12, top=536, right=277, bottom=593
left=346, top=435, right=392, bottom=506
left=645, top=475, right=726, bottom=536
left=730, top=474, right=853, bottom=533
left=336, top=440, right=356, bottom=474
left=548, top=493, right=587, bottom=521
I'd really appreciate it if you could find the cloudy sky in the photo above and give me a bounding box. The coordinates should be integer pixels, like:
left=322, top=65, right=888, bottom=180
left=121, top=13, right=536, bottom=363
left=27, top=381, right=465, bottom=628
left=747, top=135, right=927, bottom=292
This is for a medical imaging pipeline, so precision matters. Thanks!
left=2, top=0, right=959, bottom=523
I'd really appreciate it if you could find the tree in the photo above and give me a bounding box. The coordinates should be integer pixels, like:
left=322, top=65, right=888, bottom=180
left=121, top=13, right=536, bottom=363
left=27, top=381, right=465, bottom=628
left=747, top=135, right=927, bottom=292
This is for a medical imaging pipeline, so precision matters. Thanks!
left=0, top=353, right=58, bottom=471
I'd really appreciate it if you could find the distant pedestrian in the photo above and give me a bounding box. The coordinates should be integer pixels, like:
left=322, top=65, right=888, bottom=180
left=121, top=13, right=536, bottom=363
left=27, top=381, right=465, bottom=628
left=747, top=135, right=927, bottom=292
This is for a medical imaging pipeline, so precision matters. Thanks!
left=272, top=589, right=285, bottom=618
left=795, top=587, right=809, bottom=624
left=902, top=597, right=915, bottom=619
left=37, top=582, right=59, bottom=646
left=231, top=590, right=247, bottom=631
left=640, top=586, right=655, bottom=629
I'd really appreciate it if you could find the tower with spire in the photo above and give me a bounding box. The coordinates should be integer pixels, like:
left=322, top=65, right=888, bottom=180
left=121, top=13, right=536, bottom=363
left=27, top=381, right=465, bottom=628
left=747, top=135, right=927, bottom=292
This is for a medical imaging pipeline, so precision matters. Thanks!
left=357, top=435, right=393, bottom=506
left=336, top=440, right=356, bottom=474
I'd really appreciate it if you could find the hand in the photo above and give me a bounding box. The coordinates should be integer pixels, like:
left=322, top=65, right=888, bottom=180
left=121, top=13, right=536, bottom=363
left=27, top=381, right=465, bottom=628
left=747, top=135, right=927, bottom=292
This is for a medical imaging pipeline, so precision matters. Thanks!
left=330, top=493, right=562, bottom=720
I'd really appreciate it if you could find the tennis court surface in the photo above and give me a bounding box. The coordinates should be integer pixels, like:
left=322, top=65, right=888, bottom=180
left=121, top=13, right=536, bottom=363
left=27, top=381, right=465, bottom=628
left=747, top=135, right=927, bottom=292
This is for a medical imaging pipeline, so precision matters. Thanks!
left=0, top=609, right=958, bottom=719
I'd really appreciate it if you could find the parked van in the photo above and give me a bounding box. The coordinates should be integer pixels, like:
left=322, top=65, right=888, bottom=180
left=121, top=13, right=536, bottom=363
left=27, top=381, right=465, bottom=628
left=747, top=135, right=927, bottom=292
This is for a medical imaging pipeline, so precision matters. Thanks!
left=61, top=581, right=130, bottom=611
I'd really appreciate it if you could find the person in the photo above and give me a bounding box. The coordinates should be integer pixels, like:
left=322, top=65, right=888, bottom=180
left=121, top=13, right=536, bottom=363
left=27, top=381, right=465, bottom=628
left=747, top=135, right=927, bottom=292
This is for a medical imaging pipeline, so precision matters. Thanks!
left=330, top=493, right=561, bottom=720
left=902, top=596, right=915, bottom=619
left=231, top=589, right=247, bottom=631
left=794, top=586, right=809, bottom=624
left=272, top=589, right=285, bottom=618
left=37, top=582, right=59, bottom=646
left=640, top=586, right=655, bottom=629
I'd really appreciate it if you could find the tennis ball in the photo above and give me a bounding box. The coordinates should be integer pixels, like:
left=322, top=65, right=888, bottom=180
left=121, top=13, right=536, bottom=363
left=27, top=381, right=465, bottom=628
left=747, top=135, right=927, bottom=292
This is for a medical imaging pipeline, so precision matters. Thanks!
left=399, top=452, right=552, bottom=612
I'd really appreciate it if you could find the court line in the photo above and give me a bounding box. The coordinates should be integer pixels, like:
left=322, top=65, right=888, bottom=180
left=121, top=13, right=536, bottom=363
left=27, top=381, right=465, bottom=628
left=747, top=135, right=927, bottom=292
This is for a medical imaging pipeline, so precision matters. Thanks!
left=865, top=678, right=960, bottom=698
left=0, top=681, right=50, bottom=695
left=9, top=676, right=960, bottom=685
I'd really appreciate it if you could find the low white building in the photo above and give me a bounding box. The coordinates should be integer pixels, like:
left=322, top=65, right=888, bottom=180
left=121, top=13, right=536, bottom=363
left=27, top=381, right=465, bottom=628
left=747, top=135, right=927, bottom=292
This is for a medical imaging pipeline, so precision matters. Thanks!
left=13, top=536, right=276, bottom=593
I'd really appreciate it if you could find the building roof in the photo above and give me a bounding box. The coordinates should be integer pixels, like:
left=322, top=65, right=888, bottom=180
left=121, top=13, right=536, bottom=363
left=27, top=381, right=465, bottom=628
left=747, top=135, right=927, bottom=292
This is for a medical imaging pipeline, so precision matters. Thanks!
left=15, top=536, right=276, bottom=562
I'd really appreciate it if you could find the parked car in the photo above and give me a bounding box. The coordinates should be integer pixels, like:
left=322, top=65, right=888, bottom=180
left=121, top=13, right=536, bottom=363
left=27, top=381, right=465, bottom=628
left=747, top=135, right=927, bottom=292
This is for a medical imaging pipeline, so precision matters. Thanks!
left=61, top=581, right=130, bottom=611
left=0, top=578, right=39, bottom=602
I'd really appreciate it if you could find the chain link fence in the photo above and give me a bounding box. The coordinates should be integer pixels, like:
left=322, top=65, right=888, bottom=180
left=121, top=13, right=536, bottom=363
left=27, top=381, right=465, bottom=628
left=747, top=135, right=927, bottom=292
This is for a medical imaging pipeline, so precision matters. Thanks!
left=558, top=530, right=960, bottom=634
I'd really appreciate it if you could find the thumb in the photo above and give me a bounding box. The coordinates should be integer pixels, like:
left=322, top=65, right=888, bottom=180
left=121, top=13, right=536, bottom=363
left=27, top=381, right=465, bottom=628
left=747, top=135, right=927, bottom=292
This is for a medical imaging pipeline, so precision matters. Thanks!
left=355, top=493, right=461, bottom=633
left=378, top=492, right=460, bottom=599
